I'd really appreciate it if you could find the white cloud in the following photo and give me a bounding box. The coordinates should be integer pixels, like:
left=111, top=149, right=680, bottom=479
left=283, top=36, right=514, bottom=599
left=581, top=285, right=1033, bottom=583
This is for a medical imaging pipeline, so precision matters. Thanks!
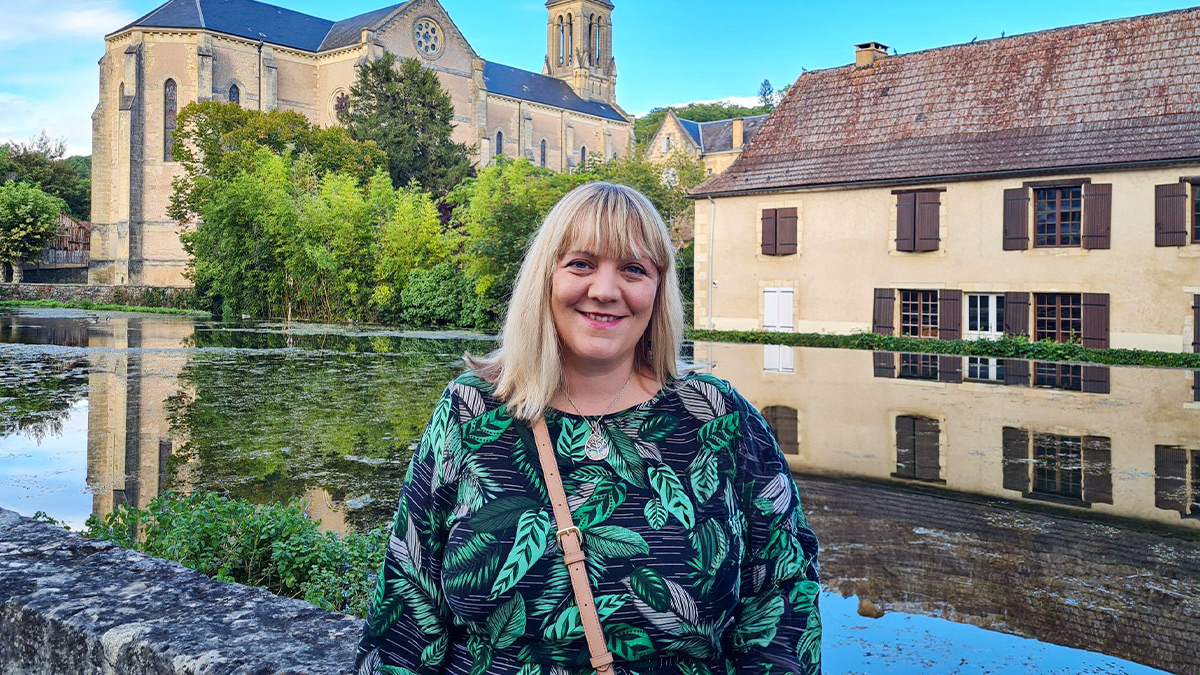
left=0, top=0, right=135, bottom=46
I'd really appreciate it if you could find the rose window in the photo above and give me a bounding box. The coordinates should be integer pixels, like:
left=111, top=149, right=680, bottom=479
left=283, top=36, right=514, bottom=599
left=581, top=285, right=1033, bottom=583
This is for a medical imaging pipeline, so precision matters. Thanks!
left=413, top=19, right=442, bottom=57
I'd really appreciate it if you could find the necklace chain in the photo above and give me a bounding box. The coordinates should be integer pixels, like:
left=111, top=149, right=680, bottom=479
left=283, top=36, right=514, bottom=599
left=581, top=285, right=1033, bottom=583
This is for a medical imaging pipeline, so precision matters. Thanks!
left=561, top=370, right=635, bottom=429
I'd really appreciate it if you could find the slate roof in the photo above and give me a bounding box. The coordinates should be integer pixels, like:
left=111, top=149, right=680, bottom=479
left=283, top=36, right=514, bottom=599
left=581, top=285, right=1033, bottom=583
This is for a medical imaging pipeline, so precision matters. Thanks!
left=694, top=7, right=1200, bottom=197
left=117, top=0, right=406, bottom=53
left=482, top=61, right=629, bottom=123
left=693, top=115, right=767, bottom=154
left=676, top=116, right=702, bottom=147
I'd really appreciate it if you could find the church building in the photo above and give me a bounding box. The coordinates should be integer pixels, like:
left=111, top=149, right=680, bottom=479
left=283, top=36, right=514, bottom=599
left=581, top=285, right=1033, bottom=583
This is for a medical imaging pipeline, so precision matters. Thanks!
left=90, top=0, right=633, bottom=286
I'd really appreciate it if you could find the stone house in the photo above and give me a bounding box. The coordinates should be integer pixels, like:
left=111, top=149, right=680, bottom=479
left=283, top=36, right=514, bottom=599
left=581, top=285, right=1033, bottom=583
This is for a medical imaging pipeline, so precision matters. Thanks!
left=691, top=9, right=1200, bottom=354
left=644, top=110, right=768, bottom=178
left=90, top=0, right=633, bottom=287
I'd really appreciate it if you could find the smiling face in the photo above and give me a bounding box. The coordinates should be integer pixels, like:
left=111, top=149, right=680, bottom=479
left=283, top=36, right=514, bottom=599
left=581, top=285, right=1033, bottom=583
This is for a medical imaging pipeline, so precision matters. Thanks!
left=551, top=248, right=660, bottom=373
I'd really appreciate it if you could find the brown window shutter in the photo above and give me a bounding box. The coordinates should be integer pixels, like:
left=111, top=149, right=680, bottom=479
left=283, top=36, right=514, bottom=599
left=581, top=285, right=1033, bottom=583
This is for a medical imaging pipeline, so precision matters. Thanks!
left=776, top=207, right=798, bottom=255
left=1082, top=183, right=1112, bottom=250
left=1003, top=187, right=1030, bottom=250
left=1003, top=292, right=1030, bottom=337
left=763, top=406, right=799, bottom=455
left=1002, top=427, right=1029, bottom=492
left=1082, top=436, right=1113, bottom=505
left=1081, top=366, right=1110, bottom=394
left=1081, top=293, right=1110, bottom=349
left=939, top=290, right=962, bottom=340
left=1193, top=370, right=1199, bottom=403
left=1193, top=295, right=1200, bottom=354
left=873, top=288, right=896, bottom=335
left=894, top=415, right=916, bottom=478
left=914, top=417, right=941, bottom=481
left=1154, top=445, right=1188, bottom=514
left=761, top=209, right=777, bottom=255
left=937, top=355, right=962, bottom=383
left=1003, top=359, right=1030, bottom=387
left=874, top=351, right=896, bottom=378
left=1155, top=183, right=1188, bottom=247
left=896, top=192, right=916, bottom=252
left=915, top=191, right=941, bottom=252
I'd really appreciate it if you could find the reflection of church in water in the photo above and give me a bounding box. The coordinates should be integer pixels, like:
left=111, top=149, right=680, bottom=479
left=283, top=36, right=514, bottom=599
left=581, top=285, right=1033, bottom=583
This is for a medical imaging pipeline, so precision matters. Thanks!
left=697, top=342, right=1200, bottom=675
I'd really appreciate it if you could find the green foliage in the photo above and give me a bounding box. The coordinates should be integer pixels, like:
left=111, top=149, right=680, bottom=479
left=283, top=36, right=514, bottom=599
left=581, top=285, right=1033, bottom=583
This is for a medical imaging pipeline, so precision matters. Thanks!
left=451, top=158, right=589, bottom=322
left=1, top=132, right=90, bottom=220
left=340, top=53, right=473, bottom=196
left=375, top=187, right=455, bottom=321
left=635, top=101, right=773, bottom=153
left=0, top=181, right=64, bottom=280
left=168, top=101, right=385, bottom=221
left=0, top=299, right=208, bottom=316
left=684, top=329, right=1200, bottom=369
left=400, top=261, right=483, bottom=328
left=589, top=152, right=706, bottom=230
left=85, top=492, right=388, bottom=617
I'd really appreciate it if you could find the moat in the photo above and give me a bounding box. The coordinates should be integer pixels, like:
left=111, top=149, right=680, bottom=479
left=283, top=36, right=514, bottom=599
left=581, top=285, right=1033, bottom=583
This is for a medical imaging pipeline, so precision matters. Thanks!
left=2, top=308, right=1196, bottom=675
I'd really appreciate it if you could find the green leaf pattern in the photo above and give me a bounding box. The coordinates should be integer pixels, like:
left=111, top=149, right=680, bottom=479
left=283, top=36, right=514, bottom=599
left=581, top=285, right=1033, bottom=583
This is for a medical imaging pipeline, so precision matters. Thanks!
left=356, top=373, right=821, bottom=675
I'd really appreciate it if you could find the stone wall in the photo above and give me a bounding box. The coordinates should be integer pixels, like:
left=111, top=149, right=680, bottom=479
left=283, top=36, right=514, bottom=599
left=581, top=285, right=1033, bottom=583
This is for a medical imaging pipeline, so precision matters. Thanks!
left=0, top=508, right=359, bottom=674
left=798, top=475, right=1200, bottom=675
left=0, top=284, right=199, bottom=310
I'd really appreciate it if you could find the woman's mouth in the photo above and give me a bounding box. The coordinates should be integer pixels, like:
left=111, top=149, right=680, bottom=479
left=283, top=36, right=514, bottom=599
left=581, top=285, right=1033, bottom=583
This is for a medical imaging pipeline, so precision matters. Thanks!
left=579, top=311, right=624, bottom=327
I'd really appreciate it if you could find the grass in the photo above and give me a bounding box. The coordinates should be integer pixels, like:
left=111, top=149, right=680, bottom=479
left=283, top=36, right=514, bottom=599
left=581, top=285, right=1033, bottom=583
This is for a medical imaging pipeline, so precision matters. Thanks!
left=684, top=328, right=1200, bottom=369
left=0, top=299, right=211, bottom=318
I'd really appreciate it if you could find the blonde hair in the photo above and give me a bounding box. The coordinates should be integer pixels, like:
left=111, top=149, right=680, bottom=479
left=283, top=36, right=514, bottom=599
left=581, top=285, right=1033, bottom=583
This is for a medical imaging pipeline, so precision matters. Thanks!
left=466, top=182, right=683, bottom=420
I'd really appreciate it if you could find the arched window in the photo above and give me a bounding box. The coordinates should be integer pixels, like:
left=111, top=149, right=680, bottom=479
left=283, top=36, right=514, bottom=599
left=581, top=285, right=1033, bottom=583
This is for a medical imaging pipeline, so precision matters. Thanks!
left=594, top=18, right=603, bottom=64
left=762, top=406, right=799, bottom=455
left=163, top=78, right=177, bottom=162
left=586, top=18, right=594, bottom=66
left=539, top=139, right=548, bottom=168
left=557, top=16, right=565, bottom=67
left=580, top=145, right=587, bottom=167
left=229, top=84, right=240, bottom=105
left=567, top=14, right=573, bottom=65
left=495, top=130, right=504, bottom=158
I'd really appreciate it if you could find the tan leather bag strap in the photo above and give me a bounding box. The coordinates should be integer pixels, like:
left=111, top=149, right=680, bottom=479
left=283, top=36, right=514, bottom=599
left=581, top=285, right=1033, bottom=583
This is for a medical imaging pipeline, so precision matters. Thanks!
left=531, top=416, right=615, bottom=675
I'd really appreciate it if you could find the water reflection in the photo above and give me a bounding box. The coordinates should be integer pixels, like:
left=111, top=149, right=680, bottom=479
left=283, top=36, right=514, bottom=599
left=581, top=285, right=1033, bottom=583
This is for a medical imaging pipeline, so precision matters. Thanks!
left=700, top=342, right=1200, bottom=674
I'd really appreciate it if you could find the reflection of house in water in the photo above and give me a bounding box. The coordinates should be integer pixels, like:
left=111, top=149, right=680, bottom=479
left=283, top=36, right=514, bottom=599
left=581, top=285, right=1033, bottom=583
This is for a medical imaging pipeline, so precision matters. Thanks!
left=697, top=342, right=1200, bottom=674
left=85, top=316, right=195, bottom=519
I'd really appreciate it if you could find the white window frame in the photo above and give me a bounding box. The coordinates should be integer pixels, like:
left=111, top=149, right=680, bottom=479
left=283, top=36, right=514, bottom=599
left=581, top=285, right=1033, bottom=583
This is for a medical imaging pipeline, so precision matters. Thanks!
left=967, top=293, right=1005, bottom=340
left=763, top=288, right=794, bottom=373
left=966, top=356, right=1005, bottom=382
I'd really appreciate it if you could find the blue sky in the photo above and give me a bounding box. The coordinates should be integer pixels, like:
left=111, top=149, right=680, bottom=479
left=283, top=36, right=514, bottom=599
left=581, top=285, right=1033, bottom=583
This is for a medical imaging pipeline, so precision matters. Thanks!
left=0, top=0, right=1193, bottom=155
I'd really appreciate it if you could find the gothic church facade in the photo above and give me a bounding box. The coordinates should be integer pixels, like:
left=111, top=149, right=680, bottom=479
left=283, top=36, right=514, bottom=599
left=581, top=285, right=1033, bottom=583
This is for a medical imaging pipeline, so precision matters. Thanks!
left=91, top=0, right=632, bottom=286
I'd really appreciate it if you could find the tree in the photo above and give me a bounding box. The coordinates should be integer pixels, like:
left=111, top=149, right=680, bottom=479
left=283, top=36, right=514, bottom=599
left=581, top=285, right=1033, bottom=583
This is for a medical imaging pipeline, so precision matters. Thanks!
left=758, top=79, right=777, bottom=109
left=374, top=186, right=454, bottom=321
left=590, top=151, right=705, bottom=242
left=0, top=182, right=63, bottom=283
left=168, top=101, right=385, bottom=221
left=340, top=53, right=474, bottom=196
left=1, top=132, right=90, bottom=220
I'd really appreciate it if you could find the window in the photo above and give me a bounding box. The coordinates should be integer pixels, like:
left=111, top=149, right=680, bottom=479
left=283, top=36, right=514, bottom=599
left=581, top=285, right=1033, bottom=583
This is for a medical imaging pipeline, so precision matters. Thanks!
left=1035, top=293, right=1082, bottom=343
left=966, top=357, right=1006, bottom=382
left=763, top=345, right=794, bottom=373
left=1194, top=185, right=1200, bottom=243
left=495, top=131, right=504, bottom=157
left=895, top=190, right=941, bottom=252
left=229, top=84, right=240, bottom=105
left=539, top=139, right=547, bottom=168
left=760, top=208, right=797, bottom=255
left=1032, top=434, right=1083, bottom=500
left=163, top=79, right=178, bottom=162
left=1035, top=363, right=1082, bottom=391
left=567, top=14, right=574, bottom=65
left=967, top=294, right=1005, bottom=339
left=900, top=290, right=939, bottom=338
left=586, top=18, right=594, bottom=66
left=894, top=415, right=941, bottom=482
left=1034, top=186, right=1082, bottom=247
left=580, top=146, right=587, bottom=166
left=1155, top=446, right=1195, bottom=515
left=557, top=17, right=565, bottom=66
left=763, top=287, right=793, bottom=373
left=762, top=406, right=799, bottom=455
left=664, top=135, right=674, bottom=153
left=594, top=17, right=602, bottom=64
left=333, top=92, right=349, bottom=118
left=899, top=353, right=939, bottom=380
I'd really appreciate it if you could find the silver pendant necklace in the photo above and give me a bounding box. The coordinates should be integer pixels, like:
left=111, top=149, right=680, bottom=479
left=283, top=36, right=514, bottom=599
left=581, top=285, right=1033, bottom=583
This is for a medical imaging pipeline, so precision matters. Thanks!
left=561, top=370, right=635, bottom=461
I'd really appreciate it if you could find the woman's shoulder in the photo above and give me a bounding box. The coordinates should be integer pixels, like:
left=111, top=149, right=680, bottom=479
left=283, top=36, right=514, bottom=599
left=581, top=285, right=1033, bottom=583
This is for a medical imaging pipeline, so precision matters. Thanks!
left=445, top=371, right=505, bottom=423
left=669, top=371, right=755, bottom=419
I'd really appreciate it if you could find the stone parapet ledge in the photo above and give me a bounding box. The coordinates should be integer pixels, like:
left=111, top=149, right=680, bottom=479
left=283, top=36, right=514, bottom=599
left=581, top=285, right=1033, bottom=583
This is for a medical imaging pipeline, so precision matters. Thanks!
left=0, top=508, right=359, bottom=674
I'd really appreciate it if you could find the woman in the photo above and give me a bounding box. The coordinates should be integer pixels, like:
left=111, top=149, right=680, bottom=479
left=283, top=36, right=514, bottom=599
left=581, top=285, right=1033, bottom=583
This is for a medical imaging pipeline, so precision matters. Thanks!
left=356, top=183, right=820, bottom=675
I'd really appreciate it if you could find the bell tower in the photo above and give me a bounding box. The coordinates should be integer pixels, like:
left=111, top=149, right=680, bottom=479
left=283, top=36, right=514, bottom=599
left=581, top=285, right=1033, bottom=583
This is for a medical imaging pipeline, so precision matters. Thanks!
left=544, top=0, right=617, bottom=104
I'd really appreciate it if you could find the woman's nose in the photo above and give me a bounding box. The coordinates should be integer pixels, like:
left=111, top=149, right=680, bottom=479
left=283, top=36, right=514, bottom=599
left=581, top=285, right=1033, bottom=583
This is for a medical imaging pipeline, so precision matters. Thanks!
left=588, top=265, right=620, bottom=301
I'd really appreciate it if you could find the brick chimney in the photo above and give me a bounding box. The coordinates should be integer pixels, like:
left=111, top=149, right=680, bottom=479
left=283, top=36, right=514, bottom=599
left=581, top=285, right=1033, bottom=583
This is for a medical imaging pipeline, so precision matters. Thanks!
left=732, top=118, right=745, bottom=150
left=855, top=41, right=889, bottom=68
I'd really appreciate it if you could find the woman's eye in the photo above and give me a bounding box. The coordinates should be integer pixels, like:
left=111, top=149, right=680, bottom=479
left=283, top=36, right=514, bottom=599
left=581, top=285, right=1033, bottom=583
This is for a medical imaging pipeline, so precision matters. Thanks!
left=625, top=265, right=647, bottom=275
left=567, top=260, right=591, bottom=270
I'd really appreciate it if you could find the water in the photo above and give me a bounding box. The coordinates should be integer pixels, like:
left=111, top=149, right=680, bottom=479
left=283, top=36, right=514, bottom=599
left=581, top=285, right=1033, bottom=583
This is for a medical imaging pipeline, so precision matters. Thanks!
left=2, top=308, right=1195, bottom=674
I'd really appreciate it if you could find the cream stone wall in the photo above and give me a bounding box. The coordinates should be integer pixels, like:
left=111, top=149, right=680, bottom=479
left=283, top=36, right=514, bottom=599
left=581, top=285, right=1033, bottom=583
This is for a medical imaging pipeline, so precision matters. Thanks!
left=698, top=341, right=1200, bottom=529
left=93, top=0, right=632, bottom=287
left=700, top=151, right=739, bottom=176
left=696, top=165, right=1200, bottom=351
left=644, top=114, right=699, bottom=164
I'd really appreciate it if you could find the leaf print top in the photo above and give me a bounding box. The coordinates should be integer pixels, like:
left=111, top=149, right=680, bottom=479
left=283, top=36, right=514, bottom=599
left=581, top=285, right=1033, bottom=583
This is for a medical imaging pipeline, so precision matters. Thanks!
left=355, top=372, right=821, bottom=675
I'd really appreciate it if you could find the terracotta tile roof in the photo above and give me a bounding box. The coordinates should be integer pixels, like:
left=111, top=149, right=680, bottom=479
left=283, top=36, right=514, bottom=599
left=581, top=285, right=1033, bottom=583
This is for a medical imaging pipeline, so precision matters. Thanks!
left=694, top=8, right=1200, bottom=197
